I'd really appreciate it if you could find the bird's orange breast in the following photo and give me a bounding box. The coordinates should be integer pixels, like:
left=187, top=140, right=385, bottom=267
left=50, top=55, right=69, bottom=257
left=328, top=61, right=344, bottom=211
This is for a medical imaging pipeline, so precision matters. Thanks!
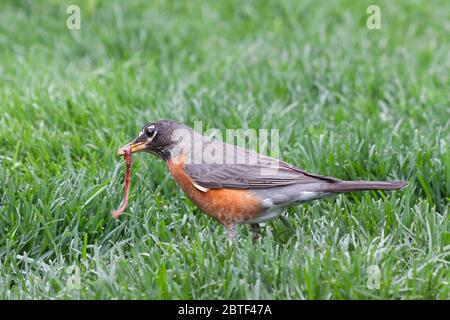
left=167, top=155, right=262, bottom=225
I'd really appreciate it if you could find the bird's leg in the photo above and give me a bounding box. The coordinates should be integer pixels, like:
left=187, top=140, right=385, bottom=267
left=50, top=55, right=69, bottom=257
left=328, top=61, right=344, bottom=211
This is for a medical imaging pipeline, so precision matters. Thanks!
left=225, top=223, right=236, bottom=244
left=250, top=223, right=261, bottom=241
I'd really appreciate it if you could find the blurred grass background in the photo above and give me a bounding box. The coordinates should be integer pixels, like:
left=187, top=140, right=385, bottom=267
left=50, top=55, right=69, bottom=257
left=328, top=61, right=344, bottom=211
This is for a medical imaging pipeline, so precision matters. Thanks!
left=0, top=0, right=448, bottom=299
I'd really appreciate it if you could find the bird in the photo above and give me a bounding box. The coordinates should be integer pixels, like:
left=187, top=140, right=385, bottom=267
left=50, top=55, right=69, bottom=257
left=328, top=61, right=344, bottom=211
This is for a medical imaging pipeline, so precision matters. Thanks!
left=117, top=120, right=407, bottom=241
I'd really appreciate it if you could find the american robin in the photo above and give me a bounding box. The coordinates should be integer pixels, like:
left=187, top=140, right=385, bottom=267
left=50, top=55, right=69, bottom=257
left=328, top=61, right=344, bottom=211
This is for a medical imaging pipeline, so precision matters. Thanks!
left=117, top=120, right=407, bottom=240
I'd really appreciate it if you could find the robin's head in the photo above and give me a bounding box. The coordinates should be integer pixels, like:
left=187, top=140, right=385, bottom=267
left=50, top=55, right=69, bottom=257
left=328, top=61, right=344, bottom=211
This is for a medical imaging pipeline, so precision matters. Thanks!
left=117, top=120, right=188, bottom=160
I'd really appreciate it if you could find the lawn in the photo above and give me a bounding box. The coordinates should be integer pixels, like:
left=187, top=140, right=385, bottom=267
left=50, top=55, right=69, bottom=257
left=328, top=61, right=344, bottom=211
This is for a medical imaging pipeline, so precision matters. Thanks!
left=0, top=0, right=448, bottom=299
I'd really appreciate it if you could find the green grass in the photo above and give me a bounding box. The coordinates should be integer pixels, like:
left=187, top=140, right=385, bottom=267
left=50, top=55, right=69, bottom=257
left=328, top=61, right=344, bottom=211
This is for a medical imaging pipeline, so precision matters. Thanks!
left=0, top=0, right=449, bottom=299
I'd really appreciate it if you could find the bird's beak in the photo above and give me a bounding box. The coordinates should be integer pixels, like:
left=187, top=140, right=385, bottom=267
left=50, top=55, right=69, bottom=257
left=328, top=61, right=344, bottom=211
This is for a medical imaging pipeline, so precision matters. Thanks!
left=116, top=141, right=147, bottom=157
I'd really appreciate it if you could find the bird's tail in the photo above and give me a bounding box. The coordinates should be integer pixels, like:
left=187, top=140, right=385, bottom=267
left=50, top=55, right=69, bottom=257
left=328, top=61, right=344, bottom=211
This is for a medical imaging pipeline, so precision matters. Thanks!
left=320, top=180, right=407, bottom=193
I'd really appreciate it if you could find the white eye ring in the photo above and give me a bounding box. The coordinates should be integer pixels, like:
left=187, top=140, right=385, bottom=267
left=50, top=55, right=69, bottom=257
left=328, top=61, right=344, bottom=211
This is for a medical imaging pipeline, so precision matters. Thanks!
left=145, top=125, right=157, bottom=141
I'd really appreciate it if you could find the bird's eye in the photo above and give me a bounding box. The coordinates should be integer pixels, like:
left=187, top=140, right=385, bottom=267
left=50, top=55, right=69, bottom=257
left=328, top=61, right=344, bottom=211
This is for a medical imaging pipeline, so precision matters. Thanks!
left=145, top=126, right=157, bottom=138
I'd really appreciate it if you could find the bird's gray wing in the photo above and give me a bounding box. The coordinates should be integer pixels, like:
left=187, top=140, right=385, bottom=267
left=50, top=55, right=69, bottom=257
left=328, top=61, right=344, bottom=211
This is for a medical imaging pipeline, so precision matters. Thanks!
left=183, top=141, right=339, bottom=189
